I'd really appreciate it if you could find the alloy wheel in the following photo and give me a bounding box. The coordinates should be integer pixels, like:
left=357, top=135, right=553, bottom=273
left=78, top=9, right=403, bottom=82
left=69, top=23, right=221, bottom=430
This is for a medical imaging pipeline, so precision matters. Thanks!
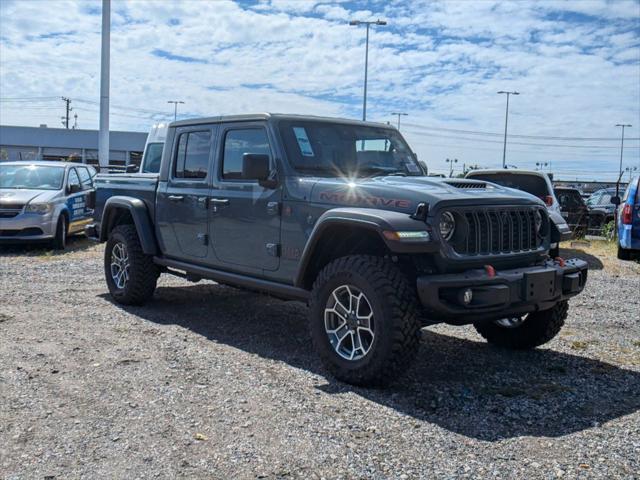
left=324, top=285, right=375, bottom=361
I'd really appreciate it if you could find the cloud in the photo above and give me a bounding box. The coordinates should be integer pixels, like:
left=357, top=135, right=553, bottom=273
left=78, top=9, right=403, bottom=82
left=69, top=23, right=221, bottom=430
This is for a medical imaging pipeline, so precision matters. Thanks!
left=0, top=0, right=638, bottom=180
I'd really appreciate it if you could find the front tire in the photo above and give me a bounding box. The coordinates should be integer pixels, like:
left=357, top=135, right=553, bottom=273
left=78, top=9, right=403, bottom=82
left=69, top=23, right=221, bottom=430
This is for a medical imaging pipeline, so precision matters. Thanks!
left=474, top=301, right=568, bottom=350
left=309, top=255, right=421, bottom=387
left=104, top=224, right=159, bottom=305
left=51, top=214, right=67, bottom=250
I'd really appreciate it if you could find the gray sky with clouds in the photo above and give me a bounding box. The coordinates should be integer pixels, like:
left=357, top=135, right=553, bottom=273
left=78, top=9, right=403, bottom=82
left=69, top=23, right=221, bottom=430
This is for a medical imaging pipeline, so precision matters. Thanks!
left=1, top=0, right=639, bottom=180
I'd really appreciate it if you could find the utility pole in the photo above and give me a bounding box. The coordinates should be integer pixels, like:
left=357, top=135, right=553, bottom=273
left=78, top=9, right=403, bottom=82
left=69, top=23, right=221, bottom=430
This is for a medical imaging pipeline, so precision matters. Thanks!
left=391, top=112, right=408, bottom=130
left=73, top=113, right=78, bottom=129
left=168, top=100, right=185, bottom=122
left=446, top=158, right=458, bottom=177
left=497, top=91, right=519, bottom=169
left=615, top=123, right=632, bottom=198
left=98, top=0, right=111, bottom=171
left=61, top=97, right=72, bottom=129
left=349, top=19, right=387, bottom=121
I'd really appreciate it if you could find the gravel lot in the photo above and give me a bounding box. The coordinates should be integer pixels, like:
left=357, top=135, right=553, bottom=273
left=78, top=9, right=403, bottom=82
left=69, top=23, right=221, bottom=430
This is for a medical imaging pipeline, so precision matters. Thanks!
left=1, top=239, right=639, bottom=479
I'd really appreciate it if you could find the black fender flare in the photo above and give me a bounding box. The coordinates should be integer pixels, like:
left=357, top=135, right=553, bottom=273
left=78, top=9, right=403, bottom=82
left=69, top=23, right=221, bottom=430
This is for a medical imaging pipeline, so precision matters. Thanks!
left=100, top=196, right=158, bottom=255
left=294, top=207, right=434, bottom=288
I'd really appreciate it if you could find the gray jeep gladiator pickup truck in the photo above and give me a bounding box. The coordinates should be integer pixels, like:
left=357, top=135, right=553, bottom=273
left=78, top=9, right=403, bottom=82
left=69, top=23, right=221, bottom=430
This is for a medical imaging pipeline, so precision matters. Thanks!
left=87, top=114, right=588, bottom=386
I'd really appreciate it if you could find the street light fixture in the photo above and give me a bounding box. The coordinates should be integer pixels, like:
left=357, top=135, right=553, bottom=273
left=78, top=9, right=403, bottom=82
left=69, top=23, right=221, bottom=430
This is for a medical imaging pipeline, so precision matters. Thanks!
left=349, top=19, right=387, bottom=121
left=446, top=158, right=458, bottom=177
left=168, top=100, right=185, bottom=122
left=391, top=112, right=408, bottom=130
left=497, top=91, right=519, bottom=169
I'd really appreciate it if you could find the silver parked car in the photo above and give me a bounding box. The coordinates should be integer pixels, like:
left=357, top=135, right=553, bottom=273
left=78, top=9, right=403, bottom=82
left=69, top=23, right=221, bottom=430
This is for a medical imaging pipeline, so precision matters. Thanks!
left=0, top=161, right=96, bottom=249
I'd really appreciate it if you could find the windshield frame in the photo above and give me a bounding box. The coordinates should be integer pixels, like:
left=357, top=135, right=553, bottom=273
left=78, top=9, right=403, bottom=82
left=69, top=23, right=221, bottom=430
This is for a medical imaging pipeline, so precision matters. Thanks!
left=276, top=119, right=424, bottom=178
left=0, top=164, right=66, bottom=191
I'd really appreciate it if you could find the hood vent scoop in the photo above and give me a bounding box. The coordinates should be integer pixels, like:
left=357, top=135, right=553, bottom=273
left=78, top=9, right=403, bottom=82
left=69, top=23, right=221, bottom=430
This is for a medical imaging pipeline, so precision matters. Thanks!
left=444, top=181, right=488, bottom=189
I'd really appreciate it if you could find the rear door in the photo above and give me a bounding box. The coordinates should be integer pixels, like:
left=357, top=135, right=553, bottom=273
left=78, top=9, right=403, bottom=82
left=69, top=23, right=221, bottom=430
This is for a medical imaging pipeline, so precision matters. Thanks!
left=209, top=123, right=281, bottom=272
left=156, top=125, right=216, bottom=260
left=65, top=167, right=93, bottom=233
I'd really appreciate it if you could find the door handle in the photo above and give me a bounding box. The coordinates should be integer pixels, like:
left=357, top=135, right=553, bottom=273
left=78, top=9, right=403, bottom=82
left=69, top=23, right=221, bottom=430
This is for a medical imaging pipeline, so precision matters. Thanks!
left=197, top=196, right=208, bottom=208
left=210, top=198, right=230, bottom=206
left=167, top=195, right=184, bottom=202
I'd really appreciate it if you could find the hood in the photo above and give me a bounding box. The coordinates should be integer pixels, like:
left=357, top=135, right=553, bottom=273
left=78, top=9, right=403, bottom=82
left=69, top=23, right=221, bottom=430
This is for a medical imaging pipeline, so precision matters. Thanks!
left=0, top=188, right=59, bottom=205
left=309, top=176, right=545, bottom=213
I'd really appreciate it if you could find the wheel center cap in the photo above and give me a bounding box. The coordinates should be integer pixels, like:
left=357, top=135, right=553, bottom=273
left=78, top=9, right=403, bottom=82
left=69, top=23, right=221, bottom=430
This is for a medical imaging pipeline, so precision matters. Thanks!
left=347, top=313, right=358, bottom=330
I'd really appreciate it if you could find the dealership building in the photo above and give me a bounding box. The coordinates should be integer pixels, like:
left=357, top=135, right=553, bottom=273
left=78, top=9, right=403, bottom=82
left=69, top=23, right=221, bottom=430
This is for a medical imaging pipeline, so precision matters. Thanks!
left=0, top=125, right=147, bottom=169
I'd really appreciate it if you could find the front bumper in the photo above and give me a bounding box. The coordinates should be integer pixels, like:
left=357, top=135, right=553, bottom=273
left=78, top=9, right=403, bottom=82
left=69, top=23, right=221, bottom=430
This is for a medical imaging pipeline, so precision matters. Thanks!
left=417, top=258, right=588, bottom=323
left=0, top=213, right=56, bottom=241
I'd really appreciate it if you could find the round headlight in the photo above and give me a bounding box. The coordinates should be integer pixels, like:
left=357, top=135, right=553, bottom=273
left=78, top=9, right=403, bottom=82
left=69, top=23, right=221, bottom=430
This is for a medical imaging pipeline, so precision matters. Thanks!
left=439, top=211, right=456, bottom=241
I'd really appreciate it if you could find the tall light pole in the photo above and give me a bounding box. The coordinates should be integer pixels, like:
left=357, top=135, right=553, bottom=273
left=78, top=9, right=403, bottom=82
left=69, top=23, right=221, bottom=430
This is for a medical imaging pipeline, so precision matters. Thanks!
left=168, top=100, right=185, bottom=122
left=391, top=112, right=408, bottom=130
left=349, top=19, right=386, bottom=121
left=498, top=91, right=519, bottom=169
left=98, top=0, right=110, bottom=171
left=615, top=123, right=632, bottom=196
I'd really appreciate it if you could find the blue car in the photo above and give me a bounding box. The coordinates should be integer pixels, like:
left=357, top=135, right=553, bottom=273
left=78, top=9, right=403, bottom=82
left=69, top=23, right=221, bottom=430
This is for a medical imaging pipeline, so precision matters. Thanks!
left=617, top=176, right=640, bottom=260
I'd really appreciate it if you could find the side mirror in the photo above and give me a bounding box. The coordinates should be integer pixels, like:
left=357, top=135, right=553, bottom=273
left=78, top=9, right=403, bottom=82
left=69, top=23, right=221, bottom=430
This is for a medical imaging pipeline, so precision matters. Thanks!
left=611, top=196, right=621, bottom=206
left=68, top=183, right=82, bottom=194
left=242, top=153, right=276, bottom=188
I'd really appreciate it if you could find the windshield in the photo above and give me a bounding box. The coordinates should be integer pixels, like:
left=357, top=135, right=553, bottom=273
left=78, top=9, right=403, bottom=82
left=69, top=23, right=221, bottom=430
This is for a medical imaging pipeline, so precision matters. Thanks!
left=468, top=173, right=549, bottom=198
left=0, top=165, right=65, bottom=190
left=141, top=143, right=163, bottom=173
left=278, top=120, right=423, bottom=177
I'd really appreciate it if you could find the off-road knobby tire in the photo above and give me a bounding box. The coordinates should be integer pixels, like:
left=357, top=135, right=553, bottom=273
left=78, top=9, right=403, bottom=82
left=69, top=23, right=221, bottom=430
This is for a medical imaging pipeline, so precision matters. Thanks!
left=309, top=255, right=421, bottom=387
left=105, top=224, right=159, bottom=305
left=51, top=214, right=67, bottom=250
left=474, top=300, right=569, bottom=350
left=617, top=246, right=631, bottom=260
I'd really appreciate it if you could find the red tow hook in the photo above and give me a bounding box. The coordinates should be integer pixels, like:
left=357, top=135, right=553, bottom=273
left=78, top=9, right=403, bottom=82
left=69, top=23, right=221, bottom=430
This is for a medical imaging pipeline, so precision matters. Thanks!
left=555, top=257, right=566, bottom=267
left=484, top=265, right=496, bottom=278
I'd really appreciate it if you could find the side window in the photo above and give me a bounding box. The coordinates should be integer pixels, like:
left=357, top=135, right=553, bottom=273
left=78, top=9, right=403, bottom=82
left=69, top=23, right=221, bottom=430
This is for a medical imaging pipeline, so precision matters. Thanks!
left=222, top=128, right=271, bottom=180
left=173, top=130, right=212, bottom=179
left=67, top=168, right=80, bottom=189
left=77, top=167, right=93, bottom=189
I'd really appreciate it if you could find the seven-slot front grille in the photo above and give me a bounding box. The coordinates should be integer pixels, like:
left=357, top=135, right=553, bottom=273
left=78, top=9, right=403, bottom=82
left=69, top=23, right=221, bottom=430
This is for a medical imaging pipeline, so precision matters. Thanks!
left=449, top=207, right=545, bottom=256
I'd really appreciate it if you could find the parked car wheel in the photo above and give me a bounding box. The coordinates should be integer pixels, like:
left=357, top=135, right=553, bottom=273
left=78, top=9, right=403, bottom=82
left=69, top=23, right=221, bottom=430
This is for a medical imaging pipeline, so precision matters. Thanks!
left=51, top=214, right=67, bottom=250
left=474, top=300, right=568, bottom=349
left=104, top=224, right=159, bottom=305
left=309, top=255, right=421, bottom=387
left=617, top=246, right=632, bottom=260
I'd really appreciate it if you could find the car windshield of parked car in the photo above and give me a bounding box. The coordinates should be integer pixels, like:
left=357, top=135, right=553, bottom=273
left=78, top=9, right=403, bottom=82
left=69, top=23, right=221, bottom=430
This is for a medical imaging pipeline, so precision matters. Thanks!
left=469, top=173, right=549, bottom=198
left=0, top=165, right=65, bottom=190
left=278, top=120, right=423, bottom=177
left=555, top=190, right=584, bottom=209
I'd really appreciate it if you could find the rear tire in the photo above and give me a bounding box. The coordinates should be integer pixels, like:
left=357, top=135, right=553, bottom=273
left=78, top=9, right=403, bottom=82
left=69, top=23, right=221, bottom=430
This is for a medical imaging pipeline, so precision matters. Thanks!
left=105, top=224, right=159, bottom=305
left=309, top=255, right=421, bottom=387
left=474, top=301, right=568, bottom=350
left=617, top=246, right=631, bottom=260
left=51, top=214, right=67, bottom=250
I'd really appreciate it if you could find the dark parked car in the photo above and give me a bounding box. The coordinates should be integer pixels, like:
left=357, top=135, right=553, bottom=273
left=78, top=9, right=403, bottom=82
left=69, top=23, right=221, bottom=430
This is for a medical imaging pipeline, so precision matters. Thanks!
left=87, top=114, right=588, bottom=386
left=585, top=188, right=617, bottom=235
left=554, top=187, right=589, bottom=238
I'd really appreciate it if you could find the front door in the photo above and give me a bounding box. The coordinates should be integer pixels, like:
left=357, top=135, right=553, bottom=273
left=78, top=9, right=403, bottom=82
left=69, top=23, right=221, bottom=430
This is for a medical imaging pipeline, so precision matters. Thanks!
left=209, top=123, right=281, bottom=272
left=156, top=125, right=216, bottom=260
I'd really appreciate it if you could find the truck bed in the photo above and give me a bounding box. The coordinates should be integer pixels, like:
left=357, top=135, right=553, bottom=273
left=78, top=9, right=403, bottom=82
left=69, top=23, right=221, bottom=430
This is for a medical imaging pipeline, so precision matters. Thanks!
left=94, top=173, right=159, bottom=222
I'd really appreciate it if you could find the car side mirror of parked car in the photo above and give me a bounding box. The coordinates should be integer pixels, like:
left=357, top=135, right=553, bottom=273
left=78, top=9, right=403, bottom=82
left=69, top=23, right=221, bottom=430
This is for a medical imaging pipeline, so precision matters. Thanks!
left=68, top=183, right=82, bottom=194
left=611, top=196, right=621, bottom=206
left=242, top=153, right=277, bottom=188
